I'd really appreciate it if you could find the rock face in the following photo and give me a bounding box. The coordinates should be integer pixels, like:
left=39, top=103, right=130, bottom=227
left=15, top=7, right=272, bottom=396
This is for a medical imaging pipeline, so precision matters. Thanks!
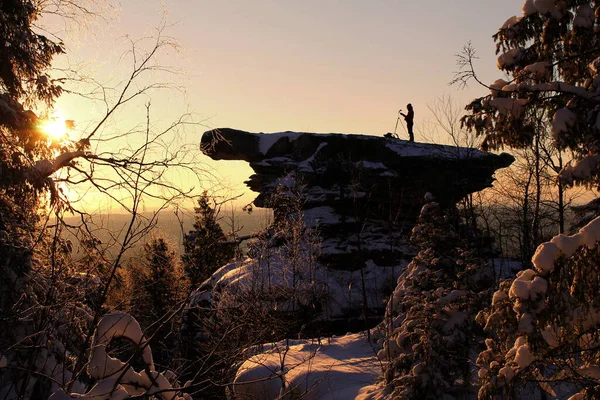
left=202, top=128, right=513, bottom=269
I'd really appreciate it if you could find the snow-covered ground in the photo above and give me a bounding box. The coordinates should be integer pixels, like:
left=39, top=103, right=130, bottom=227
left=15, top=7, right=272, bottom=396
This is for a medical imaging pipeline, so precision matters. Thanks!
left=190, top=254, right=406, bottom=320
left=232, top=332, right=383, bottom=400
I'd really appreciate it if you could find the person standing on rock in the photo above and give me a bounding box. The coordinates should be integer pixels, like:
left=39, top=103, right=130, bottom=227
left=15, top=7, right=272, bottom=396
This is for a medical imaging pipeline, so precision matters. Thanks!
left=400, top=103, right=414, bottom=142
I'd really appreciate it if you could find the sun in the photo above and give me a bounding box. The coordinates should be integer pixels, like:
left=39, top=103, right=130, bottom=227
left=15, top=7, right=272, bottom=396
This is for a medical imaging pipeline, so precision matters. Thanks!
left=40, top=110, right=69, bottom=140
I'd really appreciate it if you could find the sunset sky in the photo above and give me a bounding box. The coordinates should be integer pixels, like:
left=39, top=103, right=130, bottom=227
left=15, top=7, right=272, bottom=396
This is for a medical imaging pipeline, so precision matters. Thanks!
left=48, top=0, right=525, bottom=211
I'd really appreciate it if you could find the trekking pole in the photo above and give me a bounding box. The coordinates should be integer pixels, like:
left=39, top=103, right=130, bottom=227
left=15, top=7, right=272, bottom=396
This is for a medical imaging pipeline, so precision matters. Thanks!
left=399, top=116, right=409, bottom=139
left=393, top=109, right=402, bottom=138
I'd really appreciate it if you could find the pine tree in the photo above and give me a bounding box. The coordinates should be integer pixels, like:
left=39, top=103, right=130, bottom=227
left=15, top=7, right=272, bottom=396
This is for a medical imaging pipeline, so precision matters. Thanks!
left=182, top=192, right=235, bottom=287
left=379, top=196, right=491, bottom=399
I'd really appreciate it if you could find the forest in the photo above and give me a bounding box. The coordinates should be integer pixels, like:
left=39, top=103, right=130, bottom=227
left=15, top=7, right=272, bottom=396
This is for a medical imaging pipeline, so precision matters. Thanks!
left=2, top=1, right=600, bottom=399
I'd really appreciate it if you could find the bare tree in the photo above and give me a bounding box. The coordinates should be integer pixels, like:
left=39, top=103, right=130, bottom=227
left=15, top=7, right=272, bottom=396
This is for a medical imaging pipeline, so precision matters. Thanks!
left=0, top=8, right=216, bottom=397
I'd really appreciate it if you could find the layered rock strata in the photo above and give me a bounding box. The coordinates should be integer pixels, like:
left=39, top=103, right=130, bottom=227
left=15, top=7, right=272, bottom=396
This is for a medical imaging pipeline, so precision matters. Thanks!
left=202, top=128, right=513, bottom=269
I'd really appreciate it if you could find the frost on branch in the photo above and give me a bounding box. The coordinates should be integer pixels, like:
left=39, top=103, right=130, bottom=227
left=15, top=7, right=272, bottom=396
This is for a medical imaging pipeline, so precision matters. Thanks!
left=50, top=312, right=191, bottom=400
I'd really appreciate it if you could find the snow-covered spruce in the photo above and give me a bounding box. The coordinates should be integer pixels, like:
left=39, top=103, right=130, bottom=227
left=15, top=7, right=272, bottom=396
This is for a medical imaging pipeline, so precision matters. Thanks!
left=370, top=197, right=492, bottom=399
left=477, top=216, right=600, bottom=399
left=462, top=0, right=600, bottom=174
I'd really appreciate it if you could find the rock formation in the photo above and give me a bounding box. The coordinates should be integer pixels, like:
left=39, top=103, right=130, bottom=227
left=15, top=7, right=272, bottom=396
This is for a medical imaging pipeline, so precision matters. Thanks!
left=202, top=128, right=513, bottom=269
left=191, top=128, right=513, bottom=337
left=190, top=128, right=513, bottom=395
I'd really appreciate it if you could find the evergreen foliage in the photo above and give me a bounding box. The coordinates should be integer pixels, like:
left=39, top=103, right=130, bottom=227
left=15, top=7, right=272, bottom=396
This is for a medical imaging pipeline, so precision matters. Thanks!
left=182, top=192, right=235, bottom=287
left=380, top=196, right=490, bottom=399
left=457, top=2, right=600, bottom=398
left=0, top=0, right=64, bottom=104
left=126, top=237, right=188, bottom=366
left=0, top=2, right=82, bottom=398
left=459, top=0, right=600, bottom=189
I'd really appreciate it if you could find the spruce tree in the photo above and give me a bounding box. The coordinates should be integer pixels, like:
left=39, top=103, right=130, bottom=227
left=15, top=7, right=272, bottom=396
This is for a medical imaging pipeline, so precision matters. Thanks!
left=380, top=195, right=490, bottom=399
left=127, top=237, right=187, bottom=366
left=457, top=2, right=600, bottom=398
left=459, top=0, right=600, bottom=188
left=182, top=192, right=235, bottom=287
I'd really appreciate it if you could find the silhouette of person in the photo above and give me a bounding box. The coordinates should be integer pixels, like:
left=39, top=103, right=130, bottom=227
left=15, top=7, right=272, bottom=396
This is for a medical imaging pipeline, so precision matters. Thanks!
left=400, top=103, right=414, bottom=142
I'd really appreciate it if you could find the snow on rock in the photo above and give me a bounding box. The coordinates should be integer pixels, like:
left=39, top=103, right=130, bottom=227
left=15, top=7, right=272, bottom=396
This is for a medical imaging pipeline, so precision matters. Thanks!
left=360, top=161, right=387, bottom=169
left=233, top=333, right=381, bottom=400
left=382, top=138, right=487, bottom=159
left=298, top=142, right=328, bottom=172
left=258, top=131, right=300, bottom=155
left=497, top=48, right=522, bottom=69
left=191, top=251, right=405, bottom=322
left=303, top=206, right=348, bottom=227
left=199, top=127, right=513, bottom=341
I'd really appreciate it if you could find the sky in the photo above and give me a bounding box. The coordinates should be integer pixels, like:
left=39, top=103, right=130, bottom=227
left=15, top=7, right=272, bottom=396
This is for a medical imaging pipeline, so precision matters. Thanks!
left=47, top=0, right=526, bottom=211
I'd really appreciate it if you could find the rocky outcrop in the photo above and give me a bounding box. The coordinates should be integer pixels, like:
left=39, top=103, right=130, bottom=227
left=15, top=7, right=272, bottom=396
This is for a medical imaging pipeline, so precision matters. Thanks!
left=187, top=128, right=513, bottom=386
left=202, top=128, right=513, bottom=268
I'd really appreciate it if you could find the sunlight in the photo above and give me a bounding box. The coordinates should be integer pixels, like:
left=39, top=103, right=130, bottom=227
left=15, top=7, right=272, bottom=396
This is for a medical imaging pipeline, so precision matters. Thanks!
left=39, top=109, right=70, bottom=140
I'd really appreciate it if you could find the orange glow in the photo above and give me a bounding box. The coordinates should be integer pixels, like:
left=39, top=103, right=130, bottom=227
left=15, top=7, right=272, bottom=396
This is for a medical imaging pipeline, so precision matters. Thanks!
left=40, top=110, right=70, bottom=140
